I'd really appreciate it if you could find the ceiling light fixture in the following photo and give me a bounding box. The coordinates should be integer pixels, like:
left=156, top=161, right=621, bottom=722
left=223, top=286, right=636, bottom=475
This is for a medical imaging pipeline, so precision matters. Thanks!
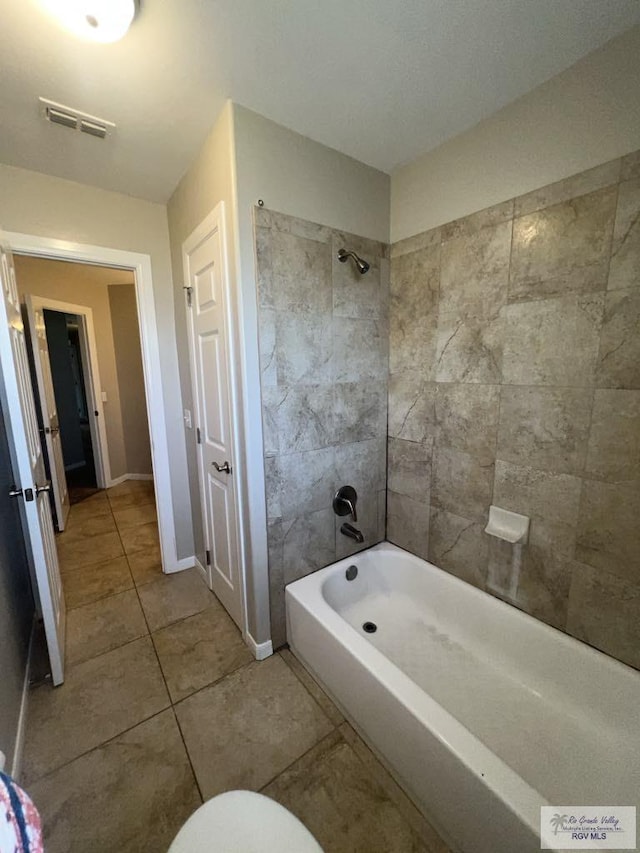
left=39, top=0, right=139, bottom=44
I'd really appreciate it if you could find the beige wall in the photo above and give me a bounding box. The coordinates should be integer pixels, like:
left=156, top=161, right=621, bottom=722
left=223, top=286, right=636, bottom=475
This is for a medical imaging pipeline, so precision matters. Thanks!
left=15, top=256, right=137, bottom=479
left=391, top=26, right=640, bottom=242
left=167, top=101, right=238, bottom=572
left=0, top=163, right=193, bottom=557
left=108, top=283, right=152, bottom=475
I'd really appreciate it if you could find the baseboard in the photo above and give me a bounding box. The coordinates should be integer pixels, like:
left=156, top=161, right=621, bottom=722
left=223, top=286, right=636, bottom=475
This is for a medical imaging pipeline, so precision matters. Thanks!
left=11, top=620, right=34, bottom=780
left=245, top=632, right=273, bottom=661
left=107, top=472, right=154, bottom=487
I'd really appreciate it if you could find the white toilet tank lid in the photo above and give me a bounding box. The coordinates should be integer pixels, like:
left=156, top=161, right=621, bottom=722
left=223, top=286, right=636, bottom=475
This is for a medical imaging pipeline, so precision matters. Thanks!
left=168, top=790, right=324, bottom=853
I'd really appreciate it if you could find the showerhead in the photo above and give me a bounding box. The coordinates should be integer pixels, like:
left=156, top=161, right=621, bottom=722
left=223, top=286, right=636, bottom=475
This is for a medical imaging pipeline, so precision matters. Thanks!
left=337, top=248, right=370, bottom=275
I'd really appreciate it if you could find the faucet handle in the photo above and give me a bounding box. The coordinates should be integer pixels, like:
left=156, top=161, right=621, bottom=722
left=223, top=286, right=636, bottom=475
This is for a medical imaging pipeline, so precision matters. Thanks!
left=333, top=485, right=358, bottom=522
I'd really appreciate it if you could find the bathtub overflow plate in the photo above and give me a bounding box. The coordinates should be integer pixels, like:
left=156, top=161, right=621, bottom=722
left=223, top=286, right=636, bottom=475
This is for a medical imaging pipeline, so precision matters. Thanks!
left=345, top=565, right=358, bottom=581
left=363, top=621, right=377, bottom=634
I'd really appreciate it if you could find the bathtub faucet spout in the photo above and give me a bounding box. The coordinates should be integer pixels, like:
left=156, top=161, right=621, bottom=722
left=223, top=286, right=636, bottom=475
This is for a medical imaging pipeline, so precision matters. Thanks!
left=340, top=522, right=364, bottom=544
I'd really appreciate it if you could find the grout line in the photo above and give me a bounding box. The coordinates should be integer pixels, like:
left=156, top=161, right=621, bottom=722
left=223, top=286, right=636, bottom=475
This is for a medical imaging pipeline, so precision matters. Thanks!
left=257, top=728, right=343, bottom=794
left=25, top=705, right=173, bottom=788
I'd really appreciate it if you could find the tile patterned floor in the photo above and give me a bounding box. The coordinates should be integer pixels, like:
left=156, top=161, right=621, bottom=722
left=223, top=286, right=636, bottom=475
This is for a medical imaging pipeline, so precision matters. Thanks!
left=23, top=480, right=449, bottom=853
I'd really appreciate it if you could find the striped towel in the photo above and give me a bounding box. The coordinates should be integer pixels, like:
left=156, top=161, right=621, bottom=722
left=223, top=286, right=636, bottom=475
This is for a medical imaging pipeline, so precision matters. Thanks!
left=0, top=772, right=43, bottom=853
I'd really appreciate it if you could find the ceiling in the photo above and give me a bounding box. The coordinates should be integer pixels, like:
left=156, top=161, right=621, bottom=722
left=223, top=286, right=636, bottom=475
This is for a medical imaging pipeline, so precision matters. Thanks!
left=1, top=1, right=639, bottom=203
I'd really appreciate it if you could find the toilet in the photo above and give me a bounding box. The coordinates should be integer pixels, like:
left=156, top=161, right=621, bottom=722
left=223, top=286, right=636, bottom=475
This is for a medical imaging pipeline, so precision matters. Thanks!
left=168, top=790, right=323, bottom=852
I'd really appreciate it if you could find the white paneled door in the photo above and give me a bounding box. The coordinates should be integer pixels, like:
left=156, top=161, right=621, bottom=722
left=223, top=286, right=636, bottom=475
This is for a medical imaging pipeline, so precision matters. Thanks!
left=183, top=203, right=244, bottom=629
left=24, top=294, right=70, bottom=531
left=0, top=246, right=65, bottom=685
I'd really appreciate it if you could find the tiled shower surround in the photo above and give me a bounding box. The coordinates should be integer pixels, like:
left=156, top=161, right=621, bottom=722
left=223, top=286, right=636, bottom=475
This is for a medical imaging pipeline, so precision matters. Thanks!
left=254, top=208, right=389, bottom=648
left=255, top=149, right=640, bottom=668
left=388, top=149, right=640, bottom=669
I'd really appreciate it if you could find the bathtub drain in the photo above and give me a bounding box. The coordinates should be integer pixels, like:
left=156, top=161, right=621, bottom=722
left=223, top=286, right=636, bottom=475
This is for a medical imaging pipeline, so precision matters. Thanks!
left=363, top=621, right=377, bottom=634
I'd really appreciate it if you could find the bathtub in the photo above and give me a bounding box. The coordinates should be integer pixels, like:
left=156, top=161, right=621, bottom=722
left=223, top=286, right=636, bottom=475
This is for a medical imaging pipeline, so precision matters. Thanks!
left=285, top=542, right=640, bottom=853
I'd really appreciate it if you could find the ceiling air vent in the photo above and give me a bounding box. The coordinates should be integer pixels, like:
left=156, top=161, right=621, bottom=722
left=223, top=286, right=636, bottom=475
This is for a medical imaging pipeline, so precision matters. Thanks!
left=39, top=97, right=115, bottom=140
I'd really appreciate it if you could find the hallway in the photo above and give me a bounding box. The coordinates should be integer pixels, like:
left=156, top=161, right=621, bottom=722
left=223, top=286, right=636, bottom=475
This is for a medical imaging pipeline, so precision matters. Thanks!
left=20, top=480, right=447, bottom=853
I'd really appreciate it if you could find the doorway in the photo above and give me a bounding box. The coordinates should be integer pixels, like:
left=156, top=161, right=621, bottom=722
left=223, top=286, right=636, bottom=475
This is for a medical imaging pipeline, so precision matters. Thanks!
left=43, top=310, right=98, bottom=502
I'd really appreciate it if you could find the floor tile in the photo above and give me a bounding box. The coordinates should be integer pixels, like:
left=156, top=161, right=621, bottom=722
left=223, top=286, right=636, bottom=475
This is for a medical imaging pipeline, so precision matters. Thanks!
left=138, top=568, right=214, bottom=631
left=66, top=589, right=148, bottom=666
left=113, top=502, right=158, bottom=531
left=175, top=655, right=333, bottom=799
left=62, top=556, right=134, bottom=610
left=22, top=637, right=170, bottom=783
left=63, top=494, right=112, bottom=523
left=153, top=604, right=253, bottom=702
left=119, top=521, right=159, bottom=555
left=128, top=544, right=163, bottom=586
left=279, top=648, right=344, bottom=727
left=263, top=730, right=431, bottom=852
left=30, top=710, right=201, bottom=853
left=62, top=512, right=117, bottom=541
left=58, top=530, right=124, bottom=571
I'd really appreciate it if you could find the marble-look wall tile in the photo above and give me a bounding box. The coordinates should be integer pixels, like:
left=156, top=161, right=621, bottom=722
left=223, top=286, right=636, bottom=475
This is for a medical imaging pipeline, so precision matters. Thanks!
left=282, top=508, right=336, bottom=584
left=567, top=564, right=640, bottom=669
left=386, top=491, right=429, bottom=560
left=595, top=288, right=640, bottom=389
left=334, top=438, right=386, bottom=497
left=388, top=149, right=640, bottom=669
left=576, top=480, right=640, bottom=583
left=387, top=373, right=436, bottom=443
left=486, top=542, right=571, bottom=631
left=440, top=199, right=514, bottom=243
left=431, top=447, right=494, bottom=523
left=427, top=507, right=488, bottom=589
left=496, top=387, right=592, bottom=475
left=335, top=491, right=384, bottom=560
left=334, top=380, right=387, bottom=444
left=332, top=234, right=389, bottom=320
left=389, top=244, right=439, bottom=376
left=264, top=455, right=282, bottom=520
left=255, top=210, right=389, bottom=646
left=608, top=177, right=640, bottom=291
left=333, top=317, right=388, bottom=382
left=277, top=386, right=335, bottom=454
left=439, top=220, right=511, bottom=316
left=585, top=390, right=640, bottom=483
left=509, top=187, right=616, bottom=302
left=267, top=520, right=286, bottom=649
left=279, top=447, right=335, bottom=521
left=434, top=309, right=503, bottom=384
left=270, top=231, right=332, bottom=314
left=435, top=383, right=500, bottom=463
left=493, top=461, right=581, bottom=557
left=513, top=159, right=620, bottom=218
left=502, top=294, right=604, bottom=386
left=276, top=313, right=332, bottom=385
left=387, top=437, right=432, bottom=503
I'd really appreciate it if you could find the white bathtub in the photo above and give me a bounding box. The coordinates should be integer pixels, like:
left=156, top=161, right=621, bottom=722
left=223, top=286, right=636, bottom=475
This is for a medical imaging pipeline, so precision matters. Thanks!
left=285, top=542, right=640, bottom=853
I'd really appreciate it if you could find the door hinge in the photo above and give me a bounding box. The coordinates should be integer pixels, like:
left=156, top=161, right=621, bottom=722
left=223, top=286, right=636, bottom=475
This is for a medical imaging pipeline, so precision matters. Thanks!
left=196, top=427, right=201, bottom=445
left=205, top=549, right=211, bottom=566
left=184, top=285, right=193, bottom=308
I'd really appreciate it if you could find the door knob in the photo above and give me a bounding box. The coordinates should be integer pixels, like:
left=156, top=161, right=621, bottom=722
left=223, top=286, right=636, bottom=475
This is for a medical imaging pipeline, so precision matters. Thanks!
left=35, top=482, right=51, bottom=494
left=212, top=461, right=232, bottom=474
left=8, top=485, right=23, bottom=498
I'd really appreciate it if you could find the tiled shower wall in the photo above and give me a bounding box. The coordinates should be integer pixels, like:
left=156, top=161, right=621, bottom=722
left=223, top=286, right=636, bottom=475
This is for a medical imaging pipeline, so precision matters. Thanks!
left=254, top=207, right=389, bottom=648
left=387, top=149, right=640, bottom=669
